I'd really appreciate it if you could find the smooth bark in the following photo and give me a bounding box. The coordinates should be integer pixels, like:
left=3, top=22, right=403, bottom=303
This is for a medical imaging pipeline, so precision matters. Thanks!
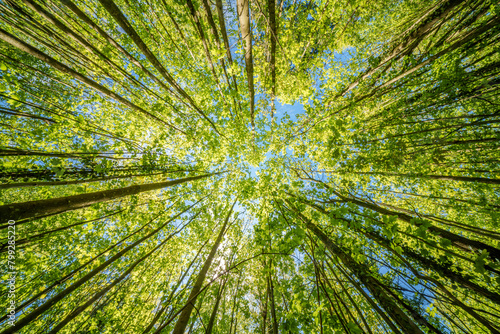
left=0, top=173, right=213, bottom=224
left=171, top=200, right=236, bottom=334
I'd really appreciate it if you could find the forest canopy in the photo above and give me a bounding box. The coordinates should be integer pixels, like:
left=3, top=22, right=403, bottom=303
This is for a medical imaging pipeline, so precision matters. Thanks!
left=0, top=0, right=499, bottom=333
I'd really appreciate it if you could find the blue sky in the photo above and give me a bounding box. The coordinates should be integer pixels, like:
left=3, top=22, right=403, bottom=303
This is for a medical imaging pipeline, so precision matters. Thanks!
left=247, top=99, right=306, bottom=178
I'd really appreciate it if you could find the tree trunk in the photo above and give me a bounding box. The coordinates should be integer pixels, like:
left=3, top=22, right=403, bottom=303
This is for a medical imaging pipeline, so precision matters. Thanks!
left=205, top=277, right=228, bottom=334
left=96, top=0, right=220, bottom=135
left=355, top=171, right=500, bottom=185
left=142, top=240, right=208, bottom=333
left=303, top=197, right=500, bottom=298
left=285, top=199, right=425, bottom=334
left=267, top=268, right=278, bottom=334
left=0, top=172, right=167, bottom=190
left=268, top=0, right=276, bottom=117
left=59, top=0, right=172, bottom=94
left=2, top=203, right=197, bottom=334
left=0, top=173, right=213, bottom=224
left=46, top=212, right=197, bottom=333
left=0, top=28, right=177, bottom=131
left=237, top=0, right=255, bottom=131
left=293, top=182, right=500, bottom=262
left=338, top=194, right=500, bottom=262
left=171, top=200, right=236, bottom=334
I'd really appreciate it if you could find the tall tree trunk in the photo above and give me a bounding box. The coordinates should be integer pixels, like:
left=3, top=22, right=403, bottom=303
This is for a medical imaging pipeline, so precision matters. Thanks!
left=267, top=0, right=276, bottom=117
left=237, top=0, right=255, bottom=131
left=284, top=199, right=425, bottom=334
left=0, top=28, right=178, bottom=132
left=266, top=261, right=279, bottom=334
left=142, top=240, right=209, bottom=333
left=59, top=0, right=173, bottom=94
left=335, top=194, right=500, bottom=262
left=293, top=180, right=500, bottom=262
left=171, top=200, right=236, bottom=334
left=205, top=277, right=228, bottom=334
left=96, top=0, right=221, bottom=135
left=215, top=0, right=242, bottom=117
left=307, top=200, right=500, bottom=305
left=353, top=171, right=500, bottom=185
left=0, top=173, right=213, bottom=224
left=228, top=272, right=242, bottom=334
left=341, top=0, right=466, bottom=96
left=46, top=212, right=198, bottom=333
left=2, top=203, right=198, bottom=334
left=0, top=208, right=125, bottom=252
left=0, top=171, right=168, bottom=190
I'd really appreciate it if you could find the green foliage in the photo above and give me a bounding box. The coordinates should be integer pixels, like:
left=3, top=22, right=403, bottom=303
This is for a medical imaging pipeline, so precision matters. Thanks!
left=0, top=0, right=499, bottom=333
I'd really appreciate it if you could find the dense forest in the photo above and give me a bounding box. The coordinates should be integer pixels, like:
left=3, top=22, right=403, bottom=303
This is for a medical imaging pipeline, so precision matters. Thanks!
left=0, top=0, right=499, bottom=332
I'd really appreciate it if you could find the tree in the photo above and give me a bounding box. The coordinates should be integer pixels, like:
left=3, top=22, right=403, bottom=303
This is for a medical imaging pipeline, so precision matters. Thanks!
left=0, top=0, right=499, bottom=333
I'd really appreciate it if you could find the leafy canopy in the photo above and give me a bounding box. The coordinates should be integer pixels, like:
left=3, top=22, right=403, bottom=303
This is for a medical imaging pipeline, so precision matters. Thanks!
left=0, top=0, right=499, bottom=333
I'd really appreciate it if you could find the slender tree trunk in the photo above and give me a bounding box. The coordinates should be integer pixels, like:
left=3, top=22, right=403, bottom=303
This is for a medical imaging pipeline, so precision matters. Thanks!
left=293, top=181, right=500, bottom=262
left=303, top=198, right=500, bottom=302
left=325, top=257, right=374, bottom=334
left=228, top=272, right=242, bottom=334
left=215, top=0, right=242, bottom=117
left=171, top=200, right=236, bottom=334
left=284, top=199, right=425, bottom=334
left=354, top=171, right=500, bottom=185
left=96, top=0, right=220, bottom=135
left=332, top=257, right=403, bottom=334
left=0, top=208, right=125, bottom=252
left=0, top=28, right=178, bottom=131
left=0, top=107, right=55, bottom=123
left=22, top=0, right=155, bottom=98
left=338, top=194, right=500, bottom=262
left=267, top=0, right=276, bottom=117
left=1, top=203, right=198, bottom=334
left=142, top=240, right=208, bottom=333
left=46, top=212, right=198, bottom=333
left=163, top=4, right=196, bottom=61
left=267, top=267, right=278, bottom=334
left=341, top=0, right=466, bottom=96
left=237, top=0, right=255, bottom=131
left=59, top=0, right=172, bottom=94
left=376, top=15, right=500, bottom=92
left=199, top=0, right=234, bottom=107
left=201, top=0, right=220, bottom=42
left=0, top=173, right=213, bottom=224
left=205, top=277, right=228, bottom=334
left=0, top=172, right=168, bottom=190
left=261, top=286, right=268, bottom=334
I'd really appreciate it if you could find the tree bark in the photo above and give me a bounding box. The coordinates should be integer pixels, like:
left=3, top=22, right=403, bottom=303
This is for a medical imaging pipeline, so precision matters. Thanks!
left=309, top=199, right=500, bottom=305
left=340, top=0, right=466, bottom=96
left=237, top=0, right=255, bottom=131
left=0, top=172, right=167, bottom=190
left=336, top=194, right=500, bottom=262
left=142, top=240, right=208, bottom=333
left=47, top=211, right=198, bottom=333
left=0, top=28, right=178, bottom=131
left=1, top=203, right=198, bottom=334
left=171, top=200, right=236, bottom=334
left=59, top=0, right=173, bottom=95
left=205, top=277, right=228, bottom=333
left=267, top=0, right=276, bottom=117
left=267, top=266, right=279, bottom=334
left=293, top=180, right=500, bottom=262
left=96, top=0, right=221, bottom=135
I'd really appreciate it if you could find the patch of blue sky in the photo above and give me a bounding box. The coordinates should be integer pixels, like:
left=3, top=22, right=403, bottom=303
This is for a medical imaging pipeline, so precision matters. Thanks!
left=274, top=99, right=306, bottom=125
